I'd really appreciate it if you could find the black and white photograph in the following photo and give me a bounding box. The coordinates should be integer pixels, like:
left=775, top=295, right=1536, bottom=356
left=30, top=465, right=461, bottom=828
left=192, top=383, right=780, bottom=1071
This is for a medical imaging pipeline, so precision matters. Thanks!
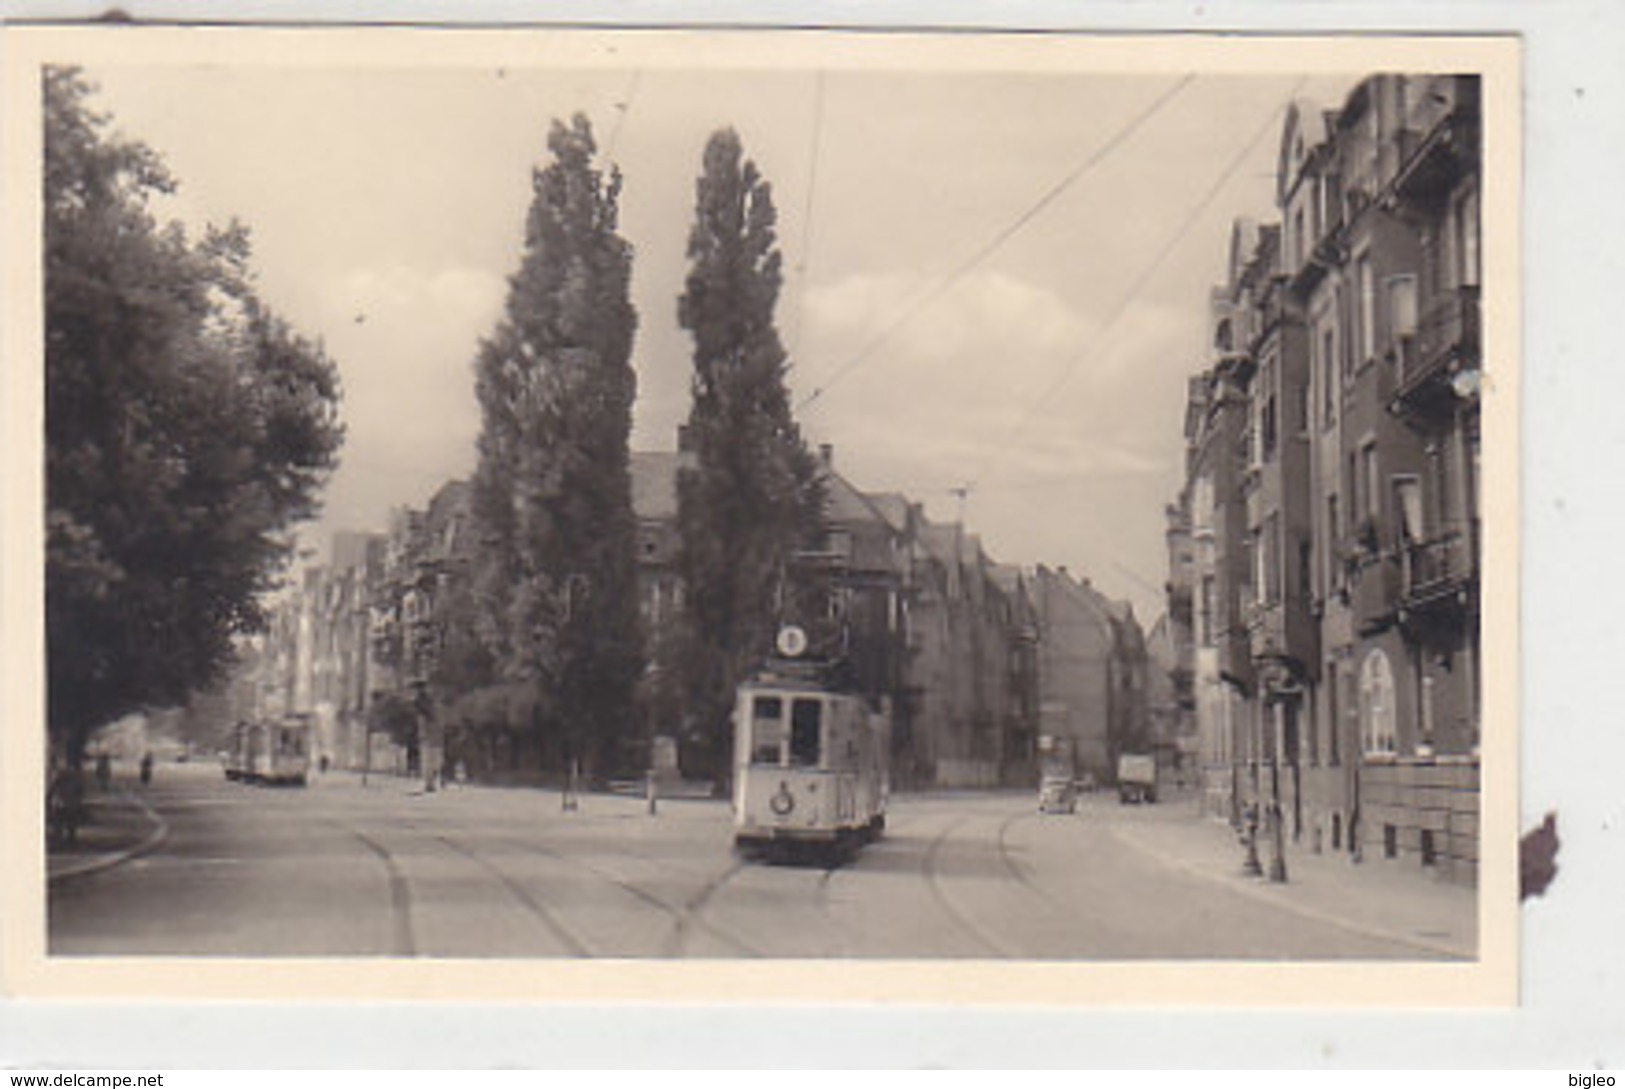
left=3, top=26, right=1517, bottom=1004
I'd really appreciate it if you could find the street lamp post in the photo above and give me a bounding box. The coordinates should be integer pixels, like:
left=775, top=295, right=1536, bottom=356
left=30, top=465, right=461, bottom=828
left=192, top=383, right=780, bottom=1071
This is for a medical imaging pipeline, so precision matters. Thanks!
left=1265, top=691, right=1289, bottom=883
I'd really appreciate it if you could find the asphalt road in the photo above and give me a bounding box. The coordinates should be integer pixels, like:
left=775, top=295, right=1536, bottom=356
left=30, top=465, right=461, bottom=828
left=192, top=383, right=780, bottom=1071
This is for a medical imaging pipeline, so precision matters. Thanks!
left=49, top=764, right=1439, bottom=959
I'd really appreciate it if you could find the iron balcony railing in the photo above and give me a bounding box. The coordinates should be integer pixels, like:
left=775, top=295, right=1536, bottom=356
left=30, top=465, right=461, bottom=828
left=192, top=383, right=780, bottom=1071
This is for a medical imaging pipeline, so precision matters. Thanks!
left=1402, top=531, right=1475, bottom=604
left=1395, top=286, right=1480, bottom=402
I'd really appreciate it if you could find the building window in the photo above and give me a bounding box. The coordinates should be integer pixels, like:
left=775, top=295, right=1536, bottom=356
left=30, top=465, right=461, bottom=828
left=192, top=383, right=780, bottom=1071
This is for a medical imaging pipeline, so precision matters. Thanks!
left=1253, top=357, right=1277, bottom=465
left=1326, top=660, right=1342, bottom=766
left=1321, top=327, right=1338, bottom=426
left=1360, top=441, right=1381, bottom=520
left=1198, top=575, right=1216, bottom=646
left=1445, top=186, right=1481, bottom=290
left=1359, top=648, right=1398, bottom=755
left=1298, top=537, right=1313, bottom=606
left=1264, top=513, right=1282, bottom=605
left=1261, top=393, right=1278, bottom=462
left=1252, top=528, right=1266, bottom=606
left=1386, top=273, right=1419, bottom=363
left=1355, top=252, right=1376, bottom=367
left=1393, top=475, right=1423, bottom=546
left=1460, top=188, right=1480, bottom=287
left=1326, top=494, right=1341, bottom=590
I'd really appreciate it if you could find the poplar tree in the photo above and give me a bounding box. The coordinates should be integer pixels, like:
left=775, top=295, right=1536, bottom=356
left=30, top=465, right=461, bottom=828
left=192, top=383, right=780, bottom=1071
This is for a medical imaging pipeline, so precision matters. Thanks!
left=675, top=128, right=824, bottom=783
left=469, top=114, right=643, bottom=778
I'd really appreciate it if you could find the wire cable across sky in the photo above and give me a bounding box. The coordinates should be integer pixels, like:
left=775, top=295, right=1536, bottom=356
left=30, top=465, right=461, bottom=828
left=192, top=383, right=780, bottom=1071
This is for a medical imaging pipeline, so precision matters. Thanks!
left=965, top=75, right=1310, bottom=496
left=796, top=72, right=1199, bottom=412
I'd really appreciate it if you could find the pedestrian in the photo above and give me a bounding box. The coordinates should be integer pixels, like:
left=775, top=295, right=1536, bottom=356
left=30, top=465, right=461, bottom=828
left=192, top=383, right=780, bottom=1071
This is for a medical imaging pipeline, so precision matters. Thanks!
left=48, top=764, right=84, bottom=848
left=139, top=751, right=153, bottom=785
left=95, top=752, right=111, bottom=792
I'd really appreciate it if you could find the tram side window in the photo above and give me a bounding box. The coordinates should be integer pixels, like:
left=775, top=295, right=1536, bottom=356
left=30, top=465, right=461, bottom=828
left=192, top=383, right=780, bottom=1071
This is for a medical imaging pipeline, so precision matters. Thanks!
left=790, top=699, right=822, bottom=767
left=751, top=697, right=785, bottom=765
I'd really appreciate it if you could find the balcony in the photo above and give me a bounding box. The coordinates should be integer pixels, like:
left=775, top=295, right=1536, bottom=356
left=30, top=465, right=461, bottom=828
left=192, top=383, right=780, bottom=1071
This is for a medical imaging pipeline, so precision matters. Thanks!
left=1392, top=287, right=1480, bottom=417
left=1349, top=549, right=1400, bottom=636
left=1394, top=80, right=1478, bottom=205
left=1399, top=531, right=1477, bottom=623
left=1244, top=598, right=1285, bottom=657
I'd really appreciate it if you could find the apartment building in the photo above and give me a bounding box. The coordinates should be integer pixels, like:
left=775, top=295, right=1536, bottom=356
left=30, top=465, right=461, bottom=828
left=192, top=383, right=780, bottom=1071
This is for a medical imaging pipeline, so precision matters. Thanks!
left=1171, top=74, right=1482, bottom=883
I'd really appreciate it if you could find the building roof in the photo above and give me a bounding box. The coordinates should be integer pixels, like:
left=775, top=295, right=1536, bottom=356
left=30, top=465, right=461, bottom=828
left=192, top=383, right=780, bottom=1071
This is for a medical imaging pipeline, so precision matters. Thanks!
left=822, top=465, right=888, bottom=525
left=989, top=563, right=1026, bottom=596
left=866, top=492, right=911, bottom=533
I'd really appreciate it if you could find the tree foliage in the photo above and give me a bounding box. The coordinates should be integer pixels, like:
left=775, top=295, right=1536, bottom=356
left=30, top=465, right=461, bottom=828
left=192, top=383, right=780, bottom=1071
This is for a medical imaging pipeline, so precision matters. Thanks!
left=44, top=68, right=344, bottom=757
left=469, top=114, right=643, bottom=777
left=674, top=129, right=825, bottom=780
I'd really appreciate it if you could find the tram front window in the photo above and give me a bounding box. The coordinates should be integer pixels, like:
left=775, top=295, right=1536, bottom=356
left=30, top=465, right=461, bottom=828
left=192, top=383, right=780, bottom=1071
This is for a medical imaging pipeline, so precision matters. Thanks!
left=790, top=699, right=822, bottom=767
left=751, top=696, right=785, bottom=765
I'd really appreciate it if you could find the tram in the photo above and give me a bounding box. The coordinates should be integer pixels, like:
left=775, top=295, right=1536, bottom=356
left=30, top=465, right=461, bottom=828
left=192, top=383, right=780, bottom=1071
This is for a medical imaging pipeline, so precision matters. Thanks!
left=224, top=714, right=312, bottom=786
left=732, top=627, right=889, bottom=861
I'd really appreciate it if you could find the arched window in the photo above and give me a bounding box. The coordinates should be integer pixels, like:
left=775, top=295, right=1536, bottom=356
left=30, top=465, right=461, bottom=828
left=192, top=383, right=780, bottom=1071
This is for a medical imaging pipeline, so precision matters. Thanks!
left=1359, top=649, right=1397, bottom=755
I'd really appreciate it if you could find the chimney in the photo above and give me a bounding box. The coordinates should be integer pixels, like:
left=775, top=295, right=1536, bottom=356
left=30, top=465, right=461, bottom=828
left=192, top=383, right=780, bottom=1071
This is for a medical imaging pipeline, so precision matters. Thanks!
left=819, top=443, right=833, bottom=467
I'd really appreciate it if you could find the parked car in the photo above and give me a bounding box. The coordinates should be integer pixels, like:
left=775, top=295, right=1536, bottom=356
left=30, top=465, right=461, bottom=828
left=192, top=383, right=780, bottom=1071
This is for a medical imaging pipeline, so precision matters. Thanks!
left=1038, top=774, right=1078, bottom=814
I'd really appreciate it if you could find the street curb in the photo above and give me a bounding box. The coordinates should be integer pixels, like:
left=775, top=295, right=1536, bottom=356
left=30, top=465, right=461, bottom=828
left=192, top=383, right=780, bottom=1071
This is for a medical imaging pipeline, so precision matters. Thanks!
left=1109, top=819, right=1475, bottom=960
left=48, top=790, right=170, bottom=884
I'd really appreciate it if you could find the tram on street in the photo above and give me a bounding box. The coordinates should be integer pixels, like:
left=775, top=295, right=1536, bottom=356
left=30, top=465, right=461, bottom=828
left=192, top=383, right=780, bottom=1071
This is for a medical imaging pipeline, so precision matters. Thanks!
left=732, top=627, right=889, bottom=862
left=224, top=714, right=312, bottom=786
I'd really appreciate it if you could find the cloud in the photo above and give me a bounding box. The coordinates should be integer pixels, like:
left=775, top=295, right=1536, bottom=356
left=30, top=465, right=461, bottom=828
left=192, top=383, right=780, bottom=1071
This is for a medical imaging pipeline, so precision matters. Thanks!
left=803, top=268, right=1095, bottom=381
left=798, top=269, right=1183, bottom=489
left=300, top=263, right=506, bottom=530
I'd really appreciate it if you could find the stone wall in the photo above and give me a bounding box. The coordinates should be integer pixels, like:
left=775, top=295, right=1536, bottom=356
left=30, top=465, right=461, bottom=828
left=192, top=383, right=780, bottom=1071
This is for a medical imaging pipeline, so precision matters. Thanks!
left=1359, top=757, right=1479, bottom=885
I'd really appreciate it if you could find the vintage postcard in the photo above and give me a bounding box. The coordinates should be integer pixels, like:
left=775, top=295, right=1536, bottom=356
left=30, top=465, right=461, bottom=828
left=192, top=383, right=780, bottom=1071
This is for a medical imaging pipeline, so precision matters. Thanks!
left=0, top=25, right=1519, bottom=1006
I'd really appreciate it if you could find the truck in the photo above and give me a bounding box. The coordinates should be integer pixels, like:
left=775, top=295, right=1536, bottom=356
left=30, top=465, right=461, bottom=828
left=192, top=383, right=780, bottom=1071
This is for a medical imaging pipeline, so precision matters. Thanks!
left=1116, top=753, right=1158, bottom=804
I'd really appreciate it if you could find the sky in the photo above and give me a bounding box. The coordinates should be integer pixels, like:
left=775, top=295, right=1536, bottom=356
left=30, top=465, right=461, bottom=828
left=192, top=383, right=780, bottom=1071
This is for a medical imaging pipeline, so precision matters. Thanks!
left=81, top=60, right=1359, bottom=621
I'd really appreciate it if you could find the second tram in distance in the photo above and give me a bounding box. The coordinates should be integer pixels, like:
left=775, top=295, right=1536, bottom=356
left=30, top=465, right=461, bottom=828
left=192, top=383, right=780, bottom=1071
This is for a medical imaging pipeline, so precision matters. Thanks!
left=223, top=714, right=313, bottom=786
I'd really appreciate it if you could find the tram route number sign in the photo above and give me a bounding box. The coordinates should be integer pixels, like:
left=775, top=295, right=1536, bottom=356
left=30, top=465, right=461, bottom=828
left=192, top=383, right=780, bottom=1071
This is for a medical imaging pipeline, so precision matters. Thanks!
left=776, top=625, right=808, bottom=658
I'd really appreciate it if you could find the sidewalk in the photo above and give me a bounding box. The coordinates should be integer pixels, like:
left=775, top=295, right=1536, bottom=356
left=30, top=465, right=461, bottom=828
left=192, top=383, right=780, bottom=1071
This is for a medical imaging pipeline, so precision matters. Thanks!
left=1109, top=796, right=1478, bottom=958
left=47, top=788, right=169, bottom=882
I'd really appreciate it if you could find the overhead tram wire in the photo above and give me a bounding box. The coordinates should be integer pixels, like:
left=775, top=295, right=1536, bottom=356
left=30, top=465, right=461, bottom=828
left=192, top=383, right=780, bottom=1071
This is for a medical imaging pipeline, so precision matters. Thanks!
left=788, top=70, right=827, bottom=362
left=965, top=75, right=1311, bottom=495
left=796, top=73, right=1199, bottom=412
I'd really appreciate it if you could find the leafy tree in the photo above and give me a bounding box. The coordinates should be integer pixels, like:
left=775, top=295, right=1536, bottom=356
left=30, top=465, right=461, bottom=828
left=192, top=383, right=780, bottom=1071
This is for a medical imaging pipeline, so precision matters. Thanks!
left=469, top=114, right=643, bottom=779
left=44, top=68, right=343, bottom=764
left=674, top=128, right=825, bottom=783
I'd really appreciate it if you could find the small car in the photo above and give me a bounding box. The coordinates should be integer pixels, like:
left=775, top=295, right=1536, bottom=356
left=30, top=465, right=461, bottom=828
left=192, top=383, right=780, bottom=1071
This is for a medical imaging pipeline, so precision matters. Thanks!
left=1038, top=775, right=1078, bottom=814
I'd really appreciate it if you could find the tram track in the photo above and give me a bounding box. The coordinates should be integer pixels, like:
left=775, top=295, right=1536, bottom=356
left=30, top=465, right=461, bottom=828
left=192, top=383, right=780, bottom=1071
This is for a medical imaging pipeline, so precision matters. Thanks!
left=994, top=811, right=1071, bottom=914
left=667, top=858, right=759, bottom=957
left=350, top=828, right=417, bottom=956
left=920, top=813, right=1020, bottom=958
left=485, top=829, right=762, bottom=958
left=432, top=834, right=591, bottom=957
